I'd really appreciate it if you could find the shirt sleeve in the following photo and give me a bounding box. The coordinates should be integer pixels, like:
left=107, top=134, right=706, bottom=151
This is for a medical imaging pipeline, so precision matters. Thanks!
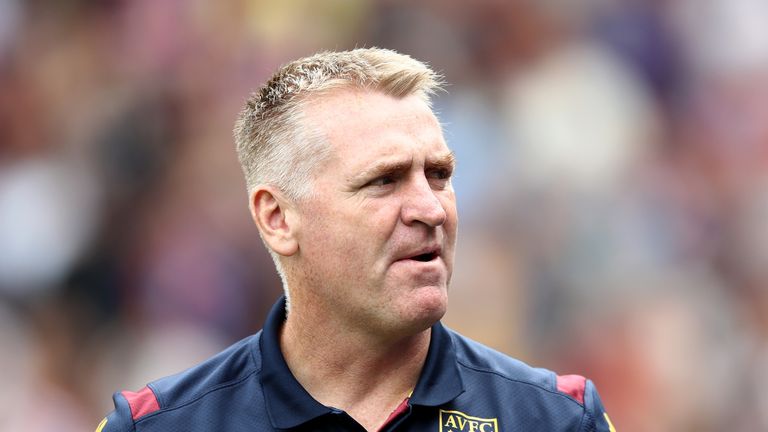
left=583, top=379, right=616, bottom=432
left=95, top=392, right=136, bottom=432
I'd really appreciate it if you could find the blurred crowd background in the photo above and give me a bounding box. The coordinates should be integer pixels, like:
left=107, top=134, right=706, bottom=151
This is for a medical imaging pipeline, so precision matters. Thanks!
left=1, top=0, right=767, bottom=430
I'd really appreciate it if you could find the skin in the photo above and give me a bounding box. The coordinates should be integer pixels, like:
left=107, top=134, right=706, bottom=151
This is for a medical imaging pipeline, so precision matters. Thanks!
left=250, top=88, right=458, bottom=431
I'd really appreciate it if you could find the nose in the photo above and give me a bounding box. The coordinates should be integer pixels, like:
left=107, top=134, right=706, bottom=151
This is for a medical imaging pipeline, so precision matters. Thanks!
left=401, top=177, right=447, bottom=227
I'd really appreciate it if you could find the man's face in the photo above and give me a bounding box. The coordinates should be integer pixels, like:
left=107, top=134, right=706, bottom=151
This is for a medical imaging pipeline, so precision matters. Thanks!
left=292, top=89, right=457, bottom=338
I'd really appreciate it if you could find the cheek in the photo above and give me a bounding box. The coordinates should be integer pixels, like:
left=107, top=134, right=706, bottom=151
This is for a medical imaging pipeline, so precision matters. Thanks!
left=442, top=197, right=459, bottom=235
left=302, top=204, right=382, bottom=261
left=361, top=199, right=402, bottom=236
left=300, top=197, right=403, bottom=269
left=442, top=200, right=459, bottom=261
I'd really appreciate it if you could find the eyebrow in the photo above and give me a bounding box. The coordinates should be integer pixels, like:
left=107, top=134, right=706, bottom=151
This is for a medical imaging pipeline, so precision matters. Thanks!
left=348, top=151, right=456, bottom=185
left=428, top=152, right=456, bottom=171
left=349, top=158, right=412, bottom=186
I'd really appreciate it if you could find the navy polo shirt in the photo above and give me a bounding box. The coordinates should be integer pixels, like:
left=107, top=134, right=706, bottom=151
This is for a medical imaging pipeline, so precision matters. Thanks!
left=99, top=297, right=615, bottom=431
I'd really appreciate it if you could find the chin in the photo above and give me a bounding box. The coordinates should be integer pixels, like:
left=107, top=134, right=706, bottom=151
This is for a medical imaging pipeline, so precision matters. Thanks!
left=402, top=286, right=448, bottom=329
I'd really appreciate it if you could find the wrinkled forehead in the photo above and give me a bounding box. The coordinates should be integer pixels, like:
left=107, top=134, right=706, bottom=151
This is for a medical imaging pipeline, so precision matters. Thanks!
left=302, top=88, right=444, bottom=147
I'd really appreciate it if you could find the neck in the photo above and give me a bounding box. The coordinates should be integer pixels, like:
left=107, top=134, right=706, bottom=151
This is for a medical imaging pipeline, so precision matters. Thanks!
left=280, top=299, right=432, bottom=431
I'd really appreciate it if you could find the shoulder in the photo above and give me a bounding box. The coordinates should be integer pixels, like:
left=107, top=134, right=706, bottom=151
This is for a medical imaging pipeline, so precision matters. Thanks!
left=448, top=328, right=565, bottom=396
left=448, top=329, right=554, bottom=389
left=447, top=329, right=614, bottom=431
left=97, top=333, right=263, bottom=432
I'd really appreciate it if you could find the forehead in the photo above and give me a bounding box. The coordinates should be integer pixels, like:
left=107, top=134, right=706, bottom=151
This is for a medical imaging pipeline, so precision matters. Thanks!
left=303, top=89, right=448, bottom=164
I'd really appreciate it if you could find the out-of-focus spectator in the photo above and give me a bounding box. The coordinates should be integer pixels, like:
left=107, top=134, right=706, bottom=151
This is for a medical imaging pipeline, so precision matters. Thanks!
left=0, top=159, right=100, bottom=296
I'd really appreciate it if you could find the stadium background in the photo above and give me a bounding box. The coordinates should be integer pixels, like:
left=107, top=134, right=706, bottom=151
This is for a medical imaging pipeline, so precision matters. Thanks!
left=1, top=1, right=767, bottom=430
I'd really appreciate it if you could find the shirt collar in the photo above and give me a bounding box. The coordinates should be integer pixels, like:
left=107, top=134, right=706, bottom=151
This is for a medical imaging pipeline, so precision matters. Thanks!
left=259, top=297, right=332, bottom=429
left=259, top=296, right=465, bottom=429
left=410, top=317, right=466, bottom=406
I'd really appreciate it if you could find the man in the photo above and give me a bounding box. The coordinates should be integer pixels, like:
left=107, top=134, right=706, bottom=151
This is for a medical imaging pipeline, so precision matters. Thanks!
left=97, top=48, right=616, bottom=431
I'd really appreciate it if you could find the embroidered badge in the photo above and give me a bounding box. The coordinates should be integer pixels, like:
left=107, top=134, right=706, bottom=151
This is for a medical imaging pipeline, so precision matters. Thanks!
left=439, top=409, right=498, bottom=432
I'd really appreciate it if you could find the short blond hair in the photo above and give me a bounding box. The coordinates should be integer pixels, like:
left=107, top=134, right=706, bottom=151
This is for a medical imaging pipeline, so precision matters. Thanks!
left=233, top=47, right=444, bottom=200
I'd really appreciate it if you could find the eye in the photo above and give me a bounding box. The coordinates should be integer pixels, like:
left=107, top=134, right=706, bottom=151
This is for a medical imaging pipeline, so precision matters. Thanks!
left=429, top=168, right=452, bottom=180
left=427, top=168, right=453, bottom=186
left=366, top=175, right=396, bottom=187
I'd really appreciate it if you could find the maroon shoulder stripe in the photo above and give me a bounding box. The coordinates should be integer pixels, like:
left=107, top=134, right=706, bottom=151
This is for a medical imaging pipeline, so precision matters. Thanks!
left=122, top=386, right=160, bottom=420
left=556, top=374, right=586, bottom=405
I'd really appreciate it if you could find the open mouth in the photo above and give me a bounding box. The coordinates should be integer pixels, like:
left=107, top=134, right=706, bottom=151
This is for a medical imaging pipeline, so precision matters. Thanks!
left=411, top=251, right=439, bottom=262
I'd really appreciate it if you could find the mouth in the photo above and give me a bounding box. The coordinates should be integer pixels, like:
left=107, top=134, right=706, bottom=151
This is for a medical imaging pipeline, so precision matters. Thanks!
left=399, top=246, right=441, bottom=263
left=411, top=251, right=439, bottom=262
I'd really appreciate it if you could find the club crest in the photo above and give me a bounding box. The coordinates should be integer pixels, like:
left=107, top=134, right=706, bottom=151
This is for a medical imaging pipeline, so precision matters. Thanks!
left=439, top=409, right=498, bottom=432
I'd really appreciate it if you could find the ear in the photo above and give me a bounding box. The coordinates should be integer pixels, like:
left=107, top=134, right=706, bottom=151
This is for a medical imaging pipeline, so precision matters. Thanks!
left=249, top=186, right=299, bottom=257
